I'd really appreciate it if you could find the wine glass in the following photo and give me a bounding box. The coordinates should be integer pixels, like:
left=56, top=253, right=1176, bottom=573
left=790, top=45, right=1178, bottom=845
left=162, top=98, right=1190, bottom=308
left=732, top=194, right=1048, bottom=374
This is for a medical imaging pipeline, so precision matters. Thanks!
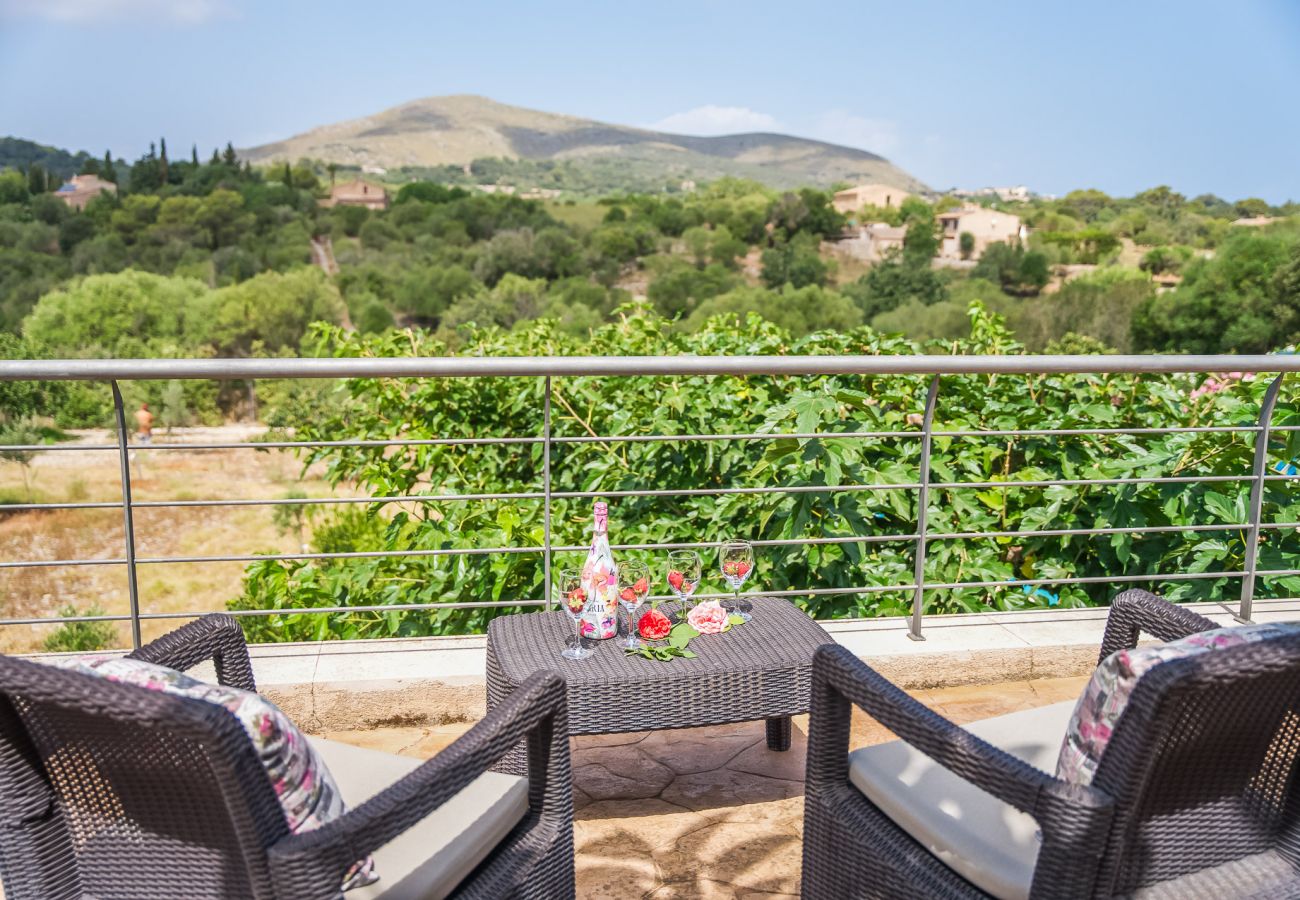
left=557, top=567, right=593, bottom=660
left=666, top=550, right=701, bottom=620
left=616, top=559, right=650, bottom=649
left=720, top=539, right=755, bottom=622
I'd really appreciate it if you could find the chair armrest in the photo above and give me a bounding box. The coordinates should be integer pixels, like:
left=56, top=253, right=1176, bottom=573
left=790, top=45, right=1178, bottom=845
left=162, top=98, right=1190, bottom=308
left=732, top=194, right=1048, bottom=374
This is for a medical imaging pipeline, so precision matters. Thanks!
left=1097, top=589, right=1218, bottom=663
left=806, top=644, right=1107, bottom=822
left=127, top=614, right=256, bottom=691
left=266, top=670, right=571, bottom=898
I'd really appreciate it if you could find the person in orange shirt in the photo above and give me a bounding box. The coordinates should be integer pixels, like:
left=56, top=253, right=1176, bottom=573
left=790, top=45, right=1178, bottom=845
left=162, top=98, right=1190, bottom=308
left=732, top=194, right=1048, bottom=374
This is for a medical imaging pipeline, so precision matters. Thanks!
left=135, top=403, right=154, bottom=445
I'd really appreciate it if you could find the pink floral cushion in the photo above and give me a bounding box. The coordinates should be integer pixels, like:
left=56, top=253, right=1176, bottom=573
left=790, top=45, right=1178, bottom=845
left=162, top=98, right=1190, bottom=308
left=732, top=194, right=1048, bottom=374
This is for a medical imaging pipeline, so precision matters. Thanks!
left=44, top=655, right=377, bottom=890
left=1056, top=622, right=1300, bottom=786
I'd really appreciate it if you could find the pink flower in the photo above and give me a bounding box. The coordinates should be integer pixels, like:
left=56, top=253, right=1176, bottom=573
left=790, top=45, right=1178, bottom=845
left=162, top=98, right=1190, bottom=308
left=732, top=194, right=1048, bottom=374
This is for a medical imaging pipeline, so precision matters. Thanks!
left=687, top=600, right=729, bottom=635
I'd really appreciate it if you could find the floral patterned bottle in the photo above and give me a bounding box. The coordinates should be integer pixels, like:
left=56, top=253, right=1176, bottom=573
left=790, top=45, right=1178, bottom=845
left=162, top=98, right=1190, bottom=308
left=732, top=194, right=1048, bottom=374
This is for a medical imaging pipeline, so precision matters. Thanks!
left=579, top=501, right=618, bottom=640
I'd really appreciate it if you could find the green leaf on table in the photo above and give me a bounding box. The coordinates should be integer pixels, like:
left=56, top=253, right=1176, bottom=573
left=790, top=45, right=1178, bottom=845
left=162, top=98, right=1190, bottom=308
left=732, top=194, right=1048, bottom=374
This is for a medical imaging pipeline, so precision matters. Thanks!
left=727, top=614, right=746, bottom=625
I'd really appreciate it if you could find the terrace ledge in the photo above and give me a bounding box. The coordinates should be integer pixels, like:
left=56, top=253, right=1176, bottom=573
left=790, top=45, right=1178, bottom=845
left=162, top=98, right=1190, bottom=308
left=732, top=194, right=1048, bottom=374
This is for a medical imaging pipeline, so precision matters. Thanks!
left=27, top=600, right=1294, bottom=731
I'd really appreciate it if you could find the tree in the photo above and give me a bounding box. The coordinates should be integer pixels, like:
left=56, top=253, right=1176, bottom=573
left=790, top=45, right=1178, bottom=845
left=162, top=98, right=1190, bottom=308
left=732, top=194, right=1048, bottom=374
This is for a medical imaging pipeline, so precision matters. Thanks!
left=222, top=142, right=238, bottom=167
left=102, top=151, right=117, bottom=184
left=1235, top=198, right=1272, bottom=219
left=844, top=255, right=946, bottom=318
left=684, top=284, right=862, bottom=336
left=26, top=164, right=48, bottom=194
left=159, top=137, right=169, bottom=186
left=900, top=199, right=939, bottom=263
left=208, top=268, right=346, bottom=356
left=191, top=144, right=199, bottom=166
left=973, top=242, right=1050, bottom=295
left=760, top=234, right=829, bottom=289
left=1133, top=232, right=1298, bottom=353
left=23, top=270, right=208, bottom=356
left=959, top=231, right=975, bottom=260
left=0, top=170, right=27, bottom=204
left=193, top=188, right=252, bottom=248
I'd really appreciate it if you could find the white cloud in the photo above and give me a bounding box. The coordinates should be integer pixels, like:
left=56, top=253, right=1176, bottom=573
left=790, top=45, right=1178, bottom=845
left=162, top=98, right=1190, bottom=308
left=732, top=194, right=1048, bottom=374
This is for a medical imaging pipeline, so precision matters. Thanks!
left=0, top=0, right=233, bottom=25
left=650, top=105, right=781, bottom=136
left=808, top=109, right=901, bottom=156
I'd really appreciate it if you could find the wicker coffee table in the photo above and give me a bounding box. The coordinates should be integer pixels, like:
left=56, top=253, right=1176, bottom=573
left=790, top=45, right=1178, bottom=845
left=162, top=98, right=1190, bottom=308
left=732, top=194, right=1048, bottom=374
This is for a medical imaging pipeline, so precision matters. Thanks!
left=486, top=595, right=834, bottom=775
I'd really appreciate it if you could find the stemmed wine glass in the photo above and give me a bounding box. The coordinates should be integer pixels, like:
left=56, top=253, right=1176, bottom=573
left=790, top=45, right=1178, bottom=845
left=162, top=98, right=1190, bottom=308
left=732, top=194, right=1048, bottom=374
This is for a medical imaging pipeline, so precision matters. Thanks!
left=616, top=559, right=650, bottom=649
left=557, top=567, right=593, bottom=660
left=666, top=549, right=701, bottom=621
left=720, top=539, right=755, bottom=622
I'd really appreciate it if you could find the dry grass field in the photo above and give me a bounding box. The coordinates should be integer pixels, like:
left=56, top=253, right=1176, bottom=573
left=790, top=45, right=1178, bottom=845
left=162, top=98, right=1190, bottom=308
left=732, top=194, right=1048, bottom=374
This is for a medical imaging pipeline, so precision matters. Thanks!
left=0, top=426, right=351, bottom=653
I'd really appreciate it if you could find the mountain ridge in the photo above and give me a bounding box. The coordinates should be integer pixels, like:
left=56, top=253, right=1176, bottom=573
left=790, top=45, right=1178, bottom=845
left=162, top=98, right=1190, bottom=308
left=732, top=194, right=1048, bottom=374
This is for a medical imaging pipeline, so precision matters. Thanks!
left=242, top=94, right=926, bottom=191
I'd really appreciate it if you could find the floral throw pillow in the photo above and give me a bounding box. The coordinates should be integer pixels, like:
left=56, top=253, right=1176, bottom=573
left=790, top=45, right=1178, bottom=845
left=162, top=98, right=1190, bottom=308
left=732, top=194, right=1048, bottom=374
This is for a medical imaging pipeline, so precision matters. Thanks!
left=43, top=655, right=377, bottom=891
left=1056, top=622, right=1300, bottom=786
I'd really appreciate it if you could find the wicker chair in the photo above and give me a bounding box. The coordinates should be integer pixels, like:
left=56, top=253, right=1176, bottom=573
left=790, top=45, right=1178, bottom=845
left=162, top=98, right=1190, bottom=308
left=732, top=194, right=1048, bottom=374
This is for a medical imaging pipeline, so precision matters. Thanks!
left=0, top=614, right=575, bottom=899
left=802, top=589, right=1300, bottom=899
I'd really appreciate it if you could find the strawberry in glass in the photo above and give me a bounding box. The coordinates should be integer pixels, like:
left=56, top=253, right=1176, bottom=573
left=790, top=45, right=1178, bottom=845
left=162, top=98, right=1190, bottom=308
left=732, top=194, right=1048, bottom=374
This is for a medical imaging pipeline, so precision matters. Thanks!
left=719, top=539, right=755, bottom=622
left=556, top=568, right=592, bottom=660
left=665, top=549, right=702, bottom=620
left=616, top=560, right=650, bottom=649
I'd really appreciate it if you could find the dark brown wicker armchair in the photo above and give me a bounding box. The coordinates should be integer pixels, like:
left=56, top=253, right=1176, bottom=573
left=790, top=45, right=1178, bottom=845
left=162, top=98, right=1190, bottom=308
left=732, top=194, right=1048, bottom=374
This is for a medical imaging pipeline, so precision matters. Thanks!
left=802, top=589, right=1300, bottom=899
left=0, top=614, right=575, bottom=899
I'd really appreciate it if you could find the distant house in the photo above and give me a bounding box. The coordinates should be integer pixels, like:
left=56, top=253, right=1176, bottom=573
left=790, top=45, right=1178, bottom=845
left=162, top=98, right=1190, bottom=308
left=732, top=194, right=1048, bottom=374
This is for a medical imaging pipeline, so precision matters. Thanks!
left=320, top=179, right=389, bottom=210
left=937, top=206, right=1025, bottom=259
left=54, top=174, right=117, bottom=211
left=1231, top=215, right=1281, bottom=228
left=832, top=183, right=913, bottom=216
left=835, top=222, right=908, bottom=262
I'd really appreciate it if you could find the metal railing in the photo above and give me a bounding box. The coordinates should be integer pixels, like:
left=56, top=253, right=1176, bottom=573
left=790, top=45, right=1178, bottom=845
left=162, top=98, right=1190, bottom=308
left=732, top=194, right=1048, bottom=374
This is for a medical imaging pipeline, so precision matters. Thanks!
left=2, top=353, right=1299, bottom=649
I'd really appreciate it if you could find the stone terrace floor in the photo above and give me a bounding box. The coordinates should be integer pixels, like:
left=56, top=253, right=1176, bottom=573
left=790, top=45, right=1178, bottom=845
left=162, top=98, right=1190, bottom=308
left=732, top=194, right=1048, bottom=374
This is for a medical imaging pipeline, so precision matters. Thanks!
left=320, top=673, right=1089, bottom=899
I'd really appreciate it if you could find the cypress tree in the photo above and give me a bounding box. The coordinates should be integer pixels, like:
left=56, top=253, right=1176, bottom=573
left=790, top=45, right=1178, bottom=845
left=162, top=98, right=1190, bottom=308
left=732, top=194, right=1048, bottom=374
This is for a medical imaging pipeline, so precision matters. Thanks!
left=284, top=161, right=292, bottom=186
left=210, top=148, right=221, bottom=165
left=191, top=144, right=199, bottom=166
left=102, top=151, right=117, bottom=184
left=159, top=137, right=169, bottom=185
left=222, top=142, right=238, bottom=166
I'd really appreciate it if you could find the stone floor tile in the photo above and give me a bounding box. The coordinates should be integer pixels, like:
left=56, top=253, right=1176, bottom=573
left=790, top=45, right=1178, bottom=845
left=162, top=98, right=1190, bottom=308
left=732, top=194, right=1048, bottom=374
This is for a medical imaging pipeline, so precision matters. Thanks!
left=644, top=878, right=740, bottom=898
left=653, top=821, right=801, bottom=895
left=575, top=833, right=662, bottom=899
left=577, top=798, right=711, bottom=852
left=725, top=728, right=807, bottom=783
left=574, top=745, right=676, bottom=800
left=316, top=726, right=428, bottom=756
left=1028, top=674, right=1090, bottom=704
left=661, top=768, right=804, bottom=818
left=641, top=726, right=760, bottom=775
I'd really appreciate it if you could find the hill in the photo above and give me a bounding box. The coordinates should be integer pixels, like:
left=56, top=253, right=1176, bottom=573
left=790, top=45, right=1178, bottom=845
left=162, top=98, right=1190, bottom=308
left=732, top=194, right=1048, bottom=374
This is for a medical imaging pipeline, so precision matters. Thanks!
left=0, top=137, right=93, bottom=180
left=241, top=94, right=925, bottom=192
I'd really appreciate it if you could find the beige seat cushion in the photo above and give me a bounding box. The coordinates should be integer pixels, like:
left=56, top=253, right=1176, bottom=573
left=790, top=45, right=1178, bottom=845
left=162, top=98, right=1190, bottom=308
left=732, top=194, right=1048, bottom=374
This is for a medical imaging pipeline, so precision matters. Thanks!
left=309, top=737, right=529, bottom=900
left=848, top=699, right=1076, bottom=900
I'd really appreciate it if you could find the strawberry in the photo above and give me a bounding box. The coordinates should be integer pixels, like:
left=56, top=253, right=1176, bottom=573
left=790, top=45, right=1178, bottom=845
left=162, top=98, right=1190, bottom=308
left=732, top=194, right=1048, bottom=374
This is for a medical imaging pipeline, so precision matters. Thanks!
left=736, top=561, right=752, bottom=577
left=633, top=576, right=649, bottom=594
left=667, top=570, right=684, bottom=591
left=619, top=587, right=637, bottom=603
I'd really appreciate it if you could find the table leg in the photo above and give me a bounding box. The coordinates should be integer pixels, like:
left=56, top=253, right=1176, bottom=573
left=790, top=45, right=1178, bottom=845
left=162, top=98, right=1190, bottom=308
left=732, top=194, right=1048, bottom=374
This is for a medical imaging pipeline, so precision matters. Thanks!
left=766, top=716, right=791, bottom=751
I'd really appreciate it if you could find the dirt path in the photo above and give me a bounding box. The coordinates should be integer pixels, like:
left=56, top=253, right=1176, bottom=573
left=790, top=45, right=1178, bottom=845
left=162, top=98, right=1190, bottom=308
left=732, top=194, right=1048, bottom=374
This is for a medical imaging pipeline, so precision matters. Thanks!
left=0, top=425, right=352, bottom=653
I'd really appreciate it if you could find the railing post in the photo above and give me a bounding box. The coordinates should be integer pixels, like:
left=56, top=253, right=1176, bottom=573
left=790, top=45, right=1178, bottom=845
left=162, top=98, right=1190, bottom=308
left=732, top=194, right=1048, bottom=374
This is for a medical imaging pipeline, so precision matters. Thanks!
left=110, top=381, right=142, bottom=649
left=909, top=376, right=941, bottom=641
left=1239, top=372, right=1285, bottom=623
left=542, top=375, right=553, bottom=611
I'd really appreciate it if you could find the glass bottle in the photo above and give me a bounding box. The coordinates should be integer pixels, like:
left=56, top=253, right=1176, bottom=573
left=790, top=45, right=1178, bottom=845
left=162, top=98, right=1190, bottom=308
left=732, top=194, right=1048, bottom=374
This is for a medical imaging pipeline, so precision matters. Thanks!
left=579, top=501, right=618, bottom=640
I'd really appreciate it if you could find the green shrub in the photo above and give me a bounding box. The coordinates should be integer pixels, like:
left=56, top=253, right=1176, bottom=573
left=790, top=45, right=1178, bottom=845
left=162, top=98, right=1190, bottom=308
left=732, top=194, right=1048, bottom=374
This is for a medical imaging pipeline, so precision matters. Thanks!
left=42, top=605, right=118, bottom=652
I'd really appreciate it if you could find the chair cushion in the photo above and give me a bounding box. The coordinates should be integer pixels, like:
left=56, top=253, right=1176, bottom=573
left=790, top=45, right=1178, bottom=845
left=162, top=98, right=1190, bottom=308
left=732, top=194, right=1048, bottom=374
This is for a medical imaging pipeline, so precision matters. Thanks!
left=849, top=699, right=1076, bottom=900
left=1055, top=621, right=1300, bottom=786
left=310, top=737, right=529, bottom=900
left=41, top=656, right=376, bottom=889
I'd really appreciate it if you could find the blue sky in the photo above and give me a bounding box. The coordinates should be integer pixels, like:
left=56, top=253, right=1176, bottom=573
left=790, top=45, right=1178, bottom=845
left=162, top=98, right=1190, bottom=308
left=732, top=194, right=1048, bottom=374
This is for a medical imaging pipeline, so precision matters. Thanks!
left=2, top=0, right=1298, bottom=201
